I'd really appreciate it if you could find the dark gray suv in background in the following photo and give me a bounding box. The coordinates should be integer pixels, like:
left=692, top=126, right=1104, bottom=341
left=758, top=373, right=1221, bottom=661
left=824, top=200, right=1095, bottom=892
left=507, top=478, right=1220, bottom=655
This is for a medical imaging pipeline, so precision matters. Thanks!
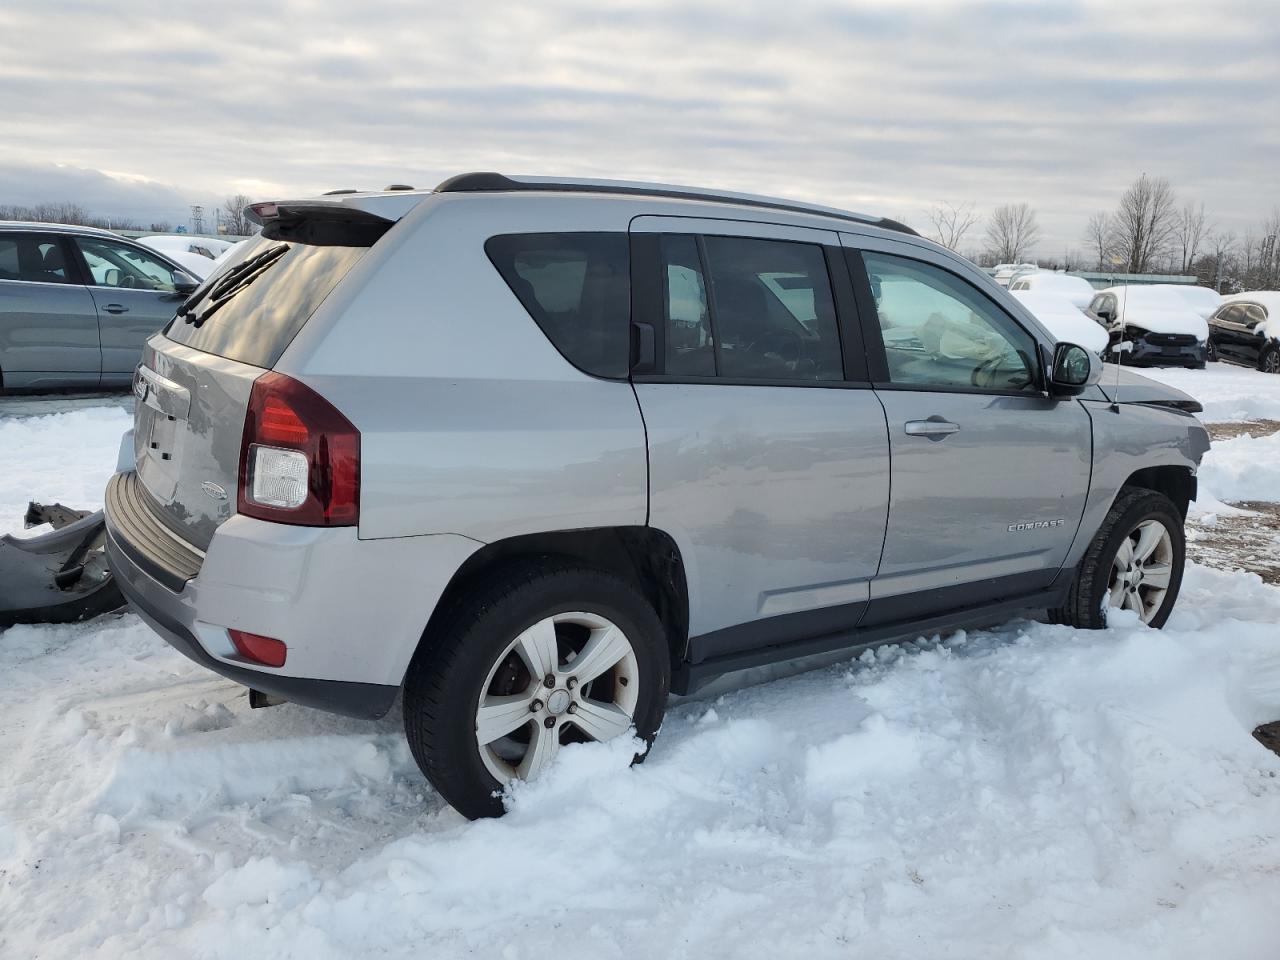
left=103, top=174, right=1211, bottom=819
left=0, top=222, right=198, bottom=391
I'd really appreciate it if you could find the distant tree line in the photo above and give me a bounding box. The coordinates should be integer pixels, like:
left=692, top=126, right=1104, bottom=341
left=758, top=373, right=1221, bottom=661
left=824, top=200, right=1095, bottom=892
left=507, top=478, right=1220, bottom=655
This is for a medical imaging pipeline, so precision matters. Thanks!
left=0, top=195, right=260, bottom=237
left=922, top=173, right=1279, bottom=293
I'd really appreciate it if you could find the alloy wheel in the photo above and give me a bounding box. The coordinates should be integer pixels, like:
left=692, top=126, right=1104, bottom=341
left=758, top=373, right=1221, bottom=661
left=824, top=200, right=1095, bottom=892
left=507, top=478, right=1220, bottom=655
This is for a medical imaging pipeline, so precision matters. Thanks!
left=475, top=611, right=639, bottom=783
left=1108, top=518, right=1174, bottom=624
left=1263, top=350, right=1280, bottom=374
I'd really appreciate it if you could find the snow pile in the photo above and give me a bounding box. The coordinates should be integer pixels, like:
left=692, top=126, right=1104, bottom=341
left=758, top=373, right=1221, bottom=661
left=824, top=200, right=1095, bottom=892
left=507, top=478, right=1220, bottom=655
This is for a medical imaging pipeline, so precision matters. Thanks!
left=1008, top=272, right=1096, bottom=308
left=1198, top=430, right=1280, bottom=503
left=1, top=565, right=1278, bottom=959
left=1141, top=364, right=1280, bottom=422
left=1010, top=290, right=1108, bottom=352
left=0, top=404, right=132, bottom=533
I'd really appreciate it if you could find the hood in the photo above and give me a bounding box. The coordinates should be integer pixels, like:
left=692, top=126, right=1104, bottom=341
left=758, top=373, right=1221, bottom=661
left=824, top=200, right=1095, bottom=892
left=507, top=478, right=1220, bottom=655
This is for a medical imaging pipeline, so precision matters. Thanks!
left=1093, top=365, right=1202, bottom=412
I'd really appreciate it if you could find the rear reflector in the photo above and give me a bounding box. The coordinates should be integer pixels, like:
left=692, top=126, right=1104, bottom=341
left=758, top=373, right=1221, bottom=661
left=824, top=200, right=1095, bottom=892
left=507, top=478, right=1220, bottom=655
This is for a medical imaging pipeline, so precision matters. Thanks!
left=229, top=629, right=287, bottom=668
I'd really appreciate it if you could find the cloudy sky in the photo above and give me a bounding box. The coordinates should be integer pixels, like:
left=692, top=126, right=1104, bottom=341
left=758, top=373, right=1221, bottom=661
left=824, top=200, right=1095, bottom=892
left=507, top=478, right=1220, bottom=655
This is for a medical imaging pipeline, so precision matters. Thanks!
left=1, top=0, right=1277, bottom=254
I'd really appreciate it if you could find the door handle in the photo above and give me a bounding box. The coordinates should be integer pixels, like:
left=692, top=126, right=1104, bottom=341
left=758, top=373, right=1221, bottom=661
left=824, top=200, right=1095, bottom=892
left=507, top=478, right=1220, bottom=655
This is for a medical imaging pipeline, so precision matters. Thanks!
left=102, top=304, right=129, bottom=314
left=904, top=418, right=960, bottom=440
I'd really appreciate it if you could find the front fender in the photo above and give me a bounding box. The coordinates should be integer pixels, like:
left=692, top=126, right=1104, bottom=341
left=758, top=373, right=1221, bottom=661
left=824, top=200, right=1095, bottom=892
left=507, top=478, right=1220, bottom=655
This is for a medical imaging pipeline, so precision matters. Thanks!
left=1063, top=400, right=1209, bottom=570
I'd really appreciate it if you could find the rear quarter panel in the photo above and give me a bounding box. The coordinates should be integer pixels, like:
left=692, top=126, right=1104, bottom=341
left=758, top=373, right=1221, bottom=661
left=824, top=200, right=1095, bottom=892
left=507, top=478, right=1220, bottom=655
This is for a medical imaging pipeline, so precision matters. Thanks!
left=276, top=194, right=649, bottom=541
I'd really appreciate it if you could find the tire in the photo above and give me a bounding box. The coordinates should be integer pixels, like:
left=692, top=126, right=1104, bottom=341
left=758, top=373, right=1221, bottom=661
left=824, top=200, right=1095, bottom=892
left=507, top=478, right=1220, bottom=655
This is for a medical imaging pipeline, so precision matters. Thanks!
left=1260, top=343, right=1280, bottom=375
left=1049, top=487, right=1185, bottom=630
left=403, top=561, right=670, bottom=819
left=1205, top=339, right=1219, bottom=363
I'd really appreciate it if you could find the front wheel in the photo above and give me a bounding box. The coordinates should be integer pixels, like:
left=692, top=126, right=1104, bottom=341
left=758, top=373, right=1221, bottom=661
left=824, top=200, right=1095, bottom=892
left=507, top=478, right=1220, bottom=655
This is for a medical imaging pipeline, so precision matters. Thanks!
left=1205, top=339, right=1219, bottom=363
left=1260, top=344, right=1280, bottom=375
left=1050, top=488, right=1185, bottom=630
left=403, top=563, right=670, bottom=819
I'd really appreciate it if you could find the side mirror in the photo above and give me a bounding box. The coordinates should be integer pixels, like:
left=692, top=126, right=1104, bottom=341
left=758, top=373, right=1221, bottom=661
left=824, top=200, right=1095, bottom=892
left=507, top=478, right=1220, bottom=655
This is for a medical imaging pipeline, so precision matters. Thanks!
left=1049, top=342, right=1101, bottom=396
left=172, top=271, right=200, bottom=295
left=1095, top=308, right=1114, bottom=323
left=104, top=267, right=121, bottom=287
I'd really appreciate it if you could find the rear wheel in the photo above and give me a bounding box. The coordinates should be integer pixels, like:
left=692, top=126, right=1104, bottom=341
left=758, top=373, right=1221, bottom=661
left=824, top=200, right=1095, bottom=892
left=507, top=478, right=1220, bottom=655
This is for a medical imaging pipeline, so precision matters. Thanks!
left=403, top=563, right=670, bottom=819
left=1050, top=488, right=1185, bottom=630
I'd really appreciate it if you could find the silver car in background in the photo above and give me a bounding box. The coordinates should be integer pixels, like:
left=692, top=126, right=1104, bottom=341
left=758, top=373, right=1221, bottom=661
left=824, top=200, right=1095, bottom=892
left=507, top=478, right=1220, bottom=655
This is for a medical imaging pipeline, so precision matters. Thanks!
left=102, top=174, right=1209, bottom=819
left=0, top=222, right=198, bottom=391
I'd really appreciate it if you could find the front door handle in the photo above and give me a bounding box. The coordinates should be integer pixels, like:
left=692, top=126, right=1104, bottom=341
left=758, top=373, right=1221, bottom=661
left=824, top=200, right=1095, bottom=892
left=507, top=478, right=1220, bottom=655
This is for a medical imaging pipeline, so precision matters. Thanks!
left=904, top=418, right=960, bottom=440
left=102, top=303, right=129, bottom=314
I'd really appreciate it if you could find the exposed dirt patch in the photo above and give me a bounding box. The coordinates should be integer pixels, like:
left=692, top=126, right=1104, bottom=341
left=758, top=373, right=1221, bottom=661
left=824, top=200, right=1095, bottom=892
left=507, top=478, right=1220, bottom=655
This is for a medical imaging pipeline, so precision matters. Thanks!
left=1206, top=419, right=1280, bottom=442
left=1188, top=501, right=1280, bottom=585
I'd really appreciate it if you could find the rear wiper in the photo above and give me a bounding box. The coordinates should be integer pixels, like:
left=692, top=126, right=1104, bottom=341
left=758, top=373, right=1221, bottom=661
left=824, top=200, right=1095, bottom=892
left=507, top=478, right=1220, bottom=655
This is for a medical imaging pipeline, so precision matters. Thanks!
left=181, top=244, right=289, bottom=327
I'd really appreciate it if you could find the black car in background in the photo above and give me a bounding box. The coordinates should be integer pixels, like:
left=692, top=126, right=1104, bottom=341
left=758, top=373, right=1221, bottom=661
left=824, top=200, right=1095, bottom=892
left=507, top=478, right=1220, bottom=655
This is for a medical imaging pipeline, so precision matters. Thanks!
left=1206, top=294, right=1280, bottom=373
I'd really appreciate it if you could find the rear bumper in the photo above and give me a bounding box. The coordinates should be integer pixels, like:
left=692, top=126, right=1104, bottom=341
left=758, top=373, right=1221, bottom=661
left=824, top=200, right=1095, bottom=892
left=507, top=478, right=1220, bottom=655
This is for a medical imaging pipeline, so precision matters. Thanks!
left=104, top=471, right=482, bottom=718
left=107, top=529, right=398, bottom=718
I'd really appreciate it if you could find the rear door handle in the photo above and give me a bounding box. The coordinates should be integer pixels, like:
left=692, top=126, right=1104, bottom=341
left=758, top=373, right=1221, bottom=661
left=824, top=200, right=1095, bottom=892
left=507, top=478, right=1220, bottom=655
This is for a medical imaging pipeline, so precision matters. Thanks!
left=904, top=418, right=960, bottom=440
left=102, top=304, right=129, bottom=314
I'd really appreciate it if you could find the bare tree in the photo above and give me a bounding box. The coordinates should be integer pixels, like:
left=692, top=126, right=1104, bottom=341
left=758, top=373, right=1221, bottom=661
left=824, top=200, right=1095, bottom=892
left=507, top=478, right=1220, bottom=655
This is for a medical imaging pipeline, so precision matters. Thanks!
left=221, top=194, right=255, bottom=236
left=0, top=201, right=137, bottom=230
left=1083, top=211, right=1110, bottom=269
left=925, top=201, right=980, bottom=251
left=1204, top=230, right=1237, bottom=292
left=1259, top=207, right=1280, bottom=289
left=984, top=203, right=1042, bottom=263
left=1173, top=202, right=1208, bottom=274
left=1109, top=174, right=1178, bottom=273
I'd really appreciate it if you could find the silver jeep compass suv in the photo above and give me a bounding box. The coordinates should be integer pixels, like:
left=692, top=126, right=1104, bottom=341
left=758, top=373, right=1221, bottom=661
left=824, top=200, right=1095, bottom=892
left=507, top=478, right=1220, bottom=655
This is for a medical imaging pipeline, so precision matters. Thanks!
left=104, top=174, right=1210, bottom=818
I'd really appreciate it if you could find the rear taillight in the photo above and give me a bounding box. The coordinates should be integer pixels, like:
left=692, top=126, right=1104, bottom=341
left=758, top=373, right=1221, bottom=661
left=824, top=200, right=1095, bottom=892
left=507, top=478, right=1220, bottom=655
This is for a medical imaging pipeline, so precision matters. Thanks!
left=238, top=372, right=359, bottom=526
left=229, top=629, right=287, bottom=668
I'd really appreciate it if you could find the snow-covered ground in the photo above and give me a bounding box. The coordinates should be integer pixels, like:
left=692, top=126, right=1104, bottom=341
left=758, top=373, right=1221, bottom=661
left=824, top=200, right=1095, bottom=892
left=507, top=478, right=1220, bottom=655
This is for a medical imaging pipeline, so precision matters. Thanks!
left=1142, top=363, right=1280, bottom=423
left=2, top=366, right=1279, bottom=959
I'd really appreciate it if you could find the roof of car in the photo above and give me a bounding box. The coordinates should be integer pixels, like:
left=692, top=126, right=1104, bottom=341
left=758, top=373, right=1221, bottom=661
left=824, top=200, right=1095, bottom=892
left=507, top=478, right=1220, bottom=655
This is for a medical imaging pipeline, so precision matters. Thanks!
left=252, top=172, right=922, bottom=240
left=1223, top=290, right=1280, bottom=312
left=0, top=220, right=128, bottom=240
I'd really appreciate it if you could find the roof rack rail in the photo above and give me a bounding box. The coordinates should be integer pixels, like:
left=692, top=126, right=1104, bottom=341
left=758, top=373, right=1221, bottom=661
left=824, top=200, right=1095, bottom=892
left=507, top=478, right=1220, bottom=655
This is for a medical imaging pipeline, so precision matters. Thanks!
left=434, top=172, right=919, bottom=237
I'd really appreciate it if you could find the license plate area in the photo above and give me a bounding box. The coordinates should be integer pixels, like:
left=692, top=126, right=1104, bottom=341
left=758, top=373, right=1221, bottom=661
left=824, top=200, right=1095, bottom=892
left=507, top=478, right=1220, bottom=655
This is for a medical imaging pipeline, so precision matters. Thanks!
left=133, top=365, right=191, bottom=503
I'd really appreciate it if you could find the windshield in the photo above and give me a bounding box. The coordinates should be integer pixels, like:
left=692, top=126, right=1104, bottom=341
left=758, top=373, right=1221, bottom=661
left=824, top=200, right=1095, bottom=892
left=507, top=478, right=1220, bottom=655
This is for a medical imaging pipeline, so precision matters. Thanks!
left=162, top=235, right=371, bottom=368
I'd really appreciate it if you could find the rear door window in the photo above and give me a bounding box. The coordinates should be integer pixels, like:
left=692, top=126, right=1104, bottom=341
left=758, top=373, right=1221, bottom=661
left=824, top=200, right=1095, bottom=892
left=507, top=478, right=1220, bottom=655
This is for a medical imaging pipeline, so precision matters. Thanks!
left=485, top=232, right=630, bottom=379
left=163, top=236, right=371, bottom=369
left=652, top=233, right=844, bottom=382
left=0, top=234, right=74, bottom=283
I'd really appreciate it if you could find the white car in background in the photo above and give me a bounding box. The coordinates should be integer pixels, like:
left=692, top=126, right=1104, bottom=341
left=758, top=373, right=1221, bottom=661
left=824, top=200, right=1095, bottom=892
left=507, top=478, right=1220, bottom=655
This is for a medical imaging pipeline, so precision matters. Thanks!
left=139, top=234, right=236, bottom=261
left=1141, top=283, right=1223, bottom=319
left=1009, top=290, right=1109, bottom=354
left=992, top=262, right=1039, bottom=287
left=160, top=249, right=216, bottom=280
left=1086, top=285, right=1209, bottom=367
left=1007, top=271, right=1096, bottom=309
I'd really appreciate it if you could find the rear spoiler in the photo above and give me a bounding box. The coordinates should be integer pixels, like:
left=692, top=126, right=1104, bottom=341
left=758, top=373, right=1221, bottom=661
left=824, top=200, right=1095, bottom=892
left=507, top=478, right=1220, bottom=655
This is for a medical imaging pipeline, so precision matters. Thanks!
left=246, top=200, right=396, bottom=246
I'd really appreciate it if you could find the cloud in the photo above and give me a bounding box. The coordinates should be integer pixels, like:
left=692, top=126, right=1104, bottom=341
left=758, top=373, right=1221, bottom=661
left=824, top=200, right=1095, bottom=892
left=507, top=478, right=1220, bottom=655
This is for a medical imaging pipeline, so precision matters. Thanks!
left=0, top=0, right=1276, bottom=254
left=0, top=161, right=211, bottom=227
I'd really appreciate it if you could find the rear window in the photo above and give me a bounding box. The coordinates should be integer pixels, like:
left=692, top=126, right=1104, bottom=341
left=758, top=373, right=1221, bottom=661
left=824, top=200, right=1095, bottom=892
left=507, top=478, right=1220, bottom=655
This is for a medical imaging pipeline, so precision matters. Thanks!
left=485, top=232, right=630, bottom=378
left=163, top=236, right=370, bottom=368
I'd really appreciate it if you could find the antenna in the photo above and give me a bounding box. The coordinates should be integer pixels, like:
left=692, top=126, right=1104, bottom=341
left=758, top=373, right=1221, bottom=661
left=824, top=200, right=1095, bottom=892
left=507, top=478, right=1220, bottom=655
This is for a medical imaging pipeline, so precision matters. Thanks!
left=1110, top=282, right=1128, bottom=412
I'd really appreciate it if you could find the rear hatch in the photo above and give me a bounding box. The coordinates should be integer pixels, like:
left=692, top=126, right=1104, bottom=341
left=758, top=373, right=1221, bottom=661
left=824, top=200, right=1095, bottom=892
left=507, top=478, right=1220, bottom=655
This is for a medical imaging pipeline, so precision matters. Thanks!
left=131, top=200, right=400, bottom=551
